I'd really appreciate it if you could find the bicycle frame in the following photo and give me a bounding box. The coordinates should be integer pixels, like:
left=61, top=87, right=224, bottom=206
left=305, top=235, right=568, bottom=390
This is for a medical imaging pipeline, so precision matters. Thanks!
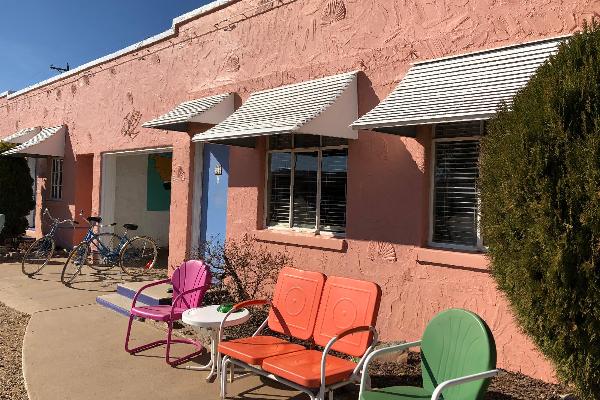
left=88, top=230, right=127, bottom=255
left=78, top=217, right=129, bottom=265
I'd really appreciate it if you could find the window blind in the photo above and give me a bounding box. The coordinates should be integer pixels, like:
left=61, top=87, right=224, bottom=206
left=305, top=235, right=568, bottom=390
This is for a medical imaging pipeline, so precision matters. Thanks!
left=267, top=153, right=292, bottom=226
left=320, top=149, right=347, bottom=232
left=432, top=139, right=480, bottom=246
left=292, top=152, right=318, bottom=228
left=266, top=134, right=348, bottom=233
left=432, top=122, right=482, bottom=247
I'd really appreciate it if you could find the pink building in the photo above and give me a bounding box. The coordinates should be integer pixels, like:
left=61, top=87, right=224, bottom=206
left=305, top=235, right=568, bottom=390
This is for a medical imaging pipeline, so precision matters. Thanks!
left=1, top=0, right=598, bottom=382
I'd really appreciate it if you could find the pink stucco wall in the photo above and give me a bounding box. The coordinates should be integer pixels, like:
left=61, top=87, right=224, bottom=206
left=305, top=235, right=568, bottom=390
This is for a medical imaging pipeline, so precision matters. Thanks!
left=2, top=0, right=600, bottom=381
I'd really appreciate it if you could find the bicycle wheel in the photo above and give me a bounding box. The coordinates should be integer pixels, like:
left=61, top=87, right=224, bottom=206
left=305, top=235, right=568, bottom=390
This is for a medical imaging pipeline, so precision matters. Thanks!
left=88, top=233, right=121, bottom=271
left=61, top=243, right=90, bottom=285
left=119, top=236, right=158, bottom=276
left=22, top=237, right=55, bottom=276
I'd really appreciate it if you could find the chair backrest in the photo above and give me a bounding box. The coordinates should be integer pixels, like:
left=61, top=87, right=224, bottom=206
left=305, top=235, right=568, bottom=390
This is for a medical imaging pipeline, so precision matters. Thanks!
left=312, top=276, right=381, bottom=357
left=420, top=309, right=497, bottom=400
left=267, top=267, right=326, bottom=340
left=171, top=260, right=211, bottom=310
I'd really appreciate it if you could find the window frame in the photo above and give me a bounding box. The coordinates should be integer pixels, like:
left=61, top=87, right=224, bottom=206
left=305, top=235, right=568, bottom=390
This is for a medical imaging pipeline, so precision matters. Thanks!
left=428, top=122, right=485, bottom=252
left=264, top=135, right=349, bottom=236
left=50, top=157, right=64, bottom=200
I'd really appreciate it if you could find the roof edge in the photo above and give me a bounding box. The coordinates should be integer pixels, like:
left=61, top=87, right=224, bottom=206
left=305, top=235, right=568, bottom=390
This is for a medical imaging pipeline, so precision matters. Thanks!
left=6, top=0, right=238, bottom=100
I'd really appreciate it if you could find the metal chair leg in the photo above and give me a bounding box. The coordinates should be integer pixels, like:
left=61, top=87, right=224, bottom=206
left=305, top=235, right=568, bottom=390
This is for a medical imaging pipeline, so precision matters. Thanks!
left=124, top=314, right=135, bottom=352
left=220, top=356, right=230, bottom=400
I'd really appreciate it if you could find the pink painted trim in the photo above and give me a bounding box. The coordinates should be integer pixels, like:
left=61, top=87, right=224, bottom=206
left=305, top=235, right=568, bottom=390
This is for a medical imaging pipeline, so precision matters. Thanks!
left=253, top=229, right=346, bottom=251
left=417, top=247, right=490, bottom=270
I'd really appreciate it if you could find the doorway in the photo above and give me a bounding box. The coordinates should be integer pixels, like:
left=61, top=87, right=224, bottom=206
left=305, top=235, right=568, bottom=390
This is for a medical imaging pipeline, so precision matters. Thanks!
left=101, top=148, right=172, bottom=266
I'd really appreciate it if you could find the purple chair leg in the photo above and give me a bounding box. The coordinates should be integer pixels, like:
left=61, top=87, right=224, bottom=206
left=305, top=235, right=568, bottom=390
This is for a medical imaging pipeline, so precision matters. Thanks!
left=124, top=315, right=204, bottom=367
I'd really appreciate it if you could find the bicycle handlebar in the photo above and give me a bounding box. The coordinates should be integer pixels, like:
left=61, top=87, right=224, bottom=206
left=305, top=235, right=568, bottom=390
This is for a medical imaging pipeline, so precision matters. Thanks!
left=77, top=210, right=116, bottom=229
left=43, top=208, right=76, bottom=226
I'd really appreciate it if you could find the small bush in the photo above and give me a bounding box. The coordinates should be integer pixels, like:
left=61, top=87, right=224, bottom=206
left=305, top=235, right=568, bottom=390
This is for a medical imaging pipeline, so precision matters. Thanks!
left=191, top=234, right=290, bottom=304
left=0, top=143, right=34, bottom=244
left=480, top=22, right=600, bottom=398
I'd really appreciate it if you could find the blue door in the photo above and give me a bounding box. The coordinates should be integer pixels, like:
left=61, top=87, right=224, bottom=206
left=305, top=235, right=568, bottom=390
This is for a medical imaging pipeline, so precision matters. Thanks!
left=199, top=144, right=230, bottom=246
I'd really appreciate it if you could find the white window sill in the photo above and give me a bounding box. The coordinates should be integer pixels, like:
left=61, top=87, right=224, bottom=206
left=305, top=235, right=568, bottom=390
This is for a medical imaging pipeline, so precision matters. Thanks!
left=417, top=247, right=489, bottom=271
left=254, top=229, right=346, bottom=251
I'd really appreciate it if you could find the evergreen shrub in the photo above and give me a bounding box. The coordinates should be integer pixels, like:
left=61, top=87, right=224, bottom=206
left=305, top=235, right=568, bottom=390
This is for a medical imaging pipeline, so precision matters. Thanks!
left=0, top=142, right=34, bottom=243
left=480, top=22, right=600, bottom=398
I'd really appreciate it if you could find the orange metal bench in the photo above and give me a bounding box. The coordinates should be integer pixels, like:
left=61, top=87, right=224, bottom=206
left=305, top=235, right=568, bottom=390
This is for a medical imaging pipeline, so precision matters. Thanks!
left=219, top=270, right=381, bottom=400
left=218, top=267, right=325, bottom=366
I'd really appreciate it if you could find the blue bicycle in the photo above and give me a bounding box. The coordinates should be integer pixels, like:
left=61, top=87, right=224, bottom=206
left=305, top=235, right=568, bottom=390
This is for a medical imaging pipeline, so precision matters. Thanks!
left=22, top=209, right=76, bottom=276
left=60, top=213, right=158, bottom=285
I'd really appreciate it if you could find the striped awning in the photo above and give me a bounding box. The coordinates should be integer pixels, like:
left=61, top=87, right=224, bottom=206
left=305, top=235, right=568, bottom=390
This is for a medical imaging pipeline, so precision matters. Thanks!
left=351, top=37, right=565, bottom=135
left=142, top=93, right=234, bottom=132
left=1, top=127, right=41, bottom=144
left=2, top=126, right=66, bottom=157
left=192, top=71, right=358, bottom=146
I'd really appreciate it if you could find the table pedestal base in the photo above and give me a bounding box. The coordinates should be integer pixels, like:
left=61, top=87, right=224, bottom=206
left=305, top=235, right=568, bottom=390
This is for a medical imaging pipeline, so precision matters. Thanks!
left=185, top=330, right=219, bottom=381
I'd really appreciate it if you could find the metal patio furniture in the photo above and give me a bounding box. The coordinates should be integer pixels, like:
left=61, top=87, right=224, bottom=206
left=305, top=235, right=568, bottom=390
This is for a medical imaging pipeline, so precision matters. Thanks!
left=359, top=308, right=500, bottom=400
left=219, top=271, right=382, bottom=400
left=182, top=305, right=251, bottom=381
left=124, top=259, right=211, bottom=367
left=218, top=267, right=325, bottom=378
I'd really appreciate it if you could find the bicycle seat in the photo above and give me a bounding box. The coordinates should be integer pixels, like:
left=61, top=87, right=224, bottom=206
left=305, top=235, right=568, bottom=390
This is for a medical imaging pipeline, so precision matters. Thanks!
left=123, top=224, right=138, bottom=231
left=87, top=216, right=102, bottom=223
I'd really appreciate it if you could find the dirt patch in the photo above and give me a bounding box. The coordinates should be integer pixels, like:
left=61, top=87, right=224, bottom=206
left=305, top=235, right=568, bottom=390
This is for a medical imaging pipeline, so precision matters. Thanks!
left=0, top=302, right=30, bottom=400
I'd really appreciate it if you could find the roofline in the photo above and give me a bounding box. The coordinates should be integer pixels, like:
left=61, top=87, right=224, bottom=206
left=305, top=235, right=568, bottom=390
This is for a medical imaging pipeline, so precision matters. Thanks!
left=5, top=0, right=239, bottom=100
left=412, top=34, right=572, bottom=66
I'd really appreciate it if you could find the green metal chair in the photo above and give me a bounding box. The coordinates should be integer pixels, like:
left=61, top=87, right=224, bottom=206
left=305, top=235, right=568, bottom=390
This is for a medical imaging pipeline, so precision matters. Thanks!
left=359, top=309, right=499, bottom=400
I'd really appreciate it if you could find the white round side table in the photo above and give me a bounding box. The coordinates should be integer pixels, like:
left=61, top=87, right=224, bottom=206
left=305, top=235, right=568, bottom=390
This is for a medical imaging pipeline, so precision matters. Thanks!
left=182, top=305, right=250, bottom=381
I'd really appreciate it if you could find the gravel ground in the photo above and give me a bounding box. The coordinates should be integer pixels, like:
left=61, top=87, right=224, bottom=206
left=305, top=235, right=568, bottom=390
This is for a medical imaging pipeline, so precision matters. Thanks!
left=363, top=352, right=572, bottom=400
left=0, top=302, right=29, bottom=400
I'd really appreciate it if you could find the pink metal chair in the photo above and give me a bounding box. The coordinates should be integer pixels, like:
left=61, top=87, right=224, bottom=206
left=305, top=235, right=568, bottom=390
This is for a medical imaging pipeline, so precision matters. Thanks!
left=124, top=260, right=211, bottom=367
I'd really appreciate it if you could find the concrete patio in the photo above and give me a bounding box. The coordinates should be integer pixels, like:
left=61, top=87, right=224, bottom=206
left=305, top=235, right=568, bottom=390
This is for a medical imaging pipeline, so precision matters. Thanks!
left=0, top=261, right=304, bottom=400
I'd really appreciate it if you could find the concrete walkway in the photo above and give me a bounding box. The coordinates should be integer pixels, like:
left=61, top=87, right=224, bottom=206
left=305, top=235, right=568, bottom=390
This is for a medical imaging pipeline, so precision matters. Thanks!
left=0, top=262, right=303, bottom=400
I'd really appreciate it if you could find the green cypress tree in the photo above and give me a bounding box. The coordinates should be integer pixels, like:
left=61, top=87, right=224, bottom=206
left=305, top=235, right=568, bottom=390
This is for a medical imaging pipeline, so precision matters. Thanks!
left=480, top=22, right=600, bottom=398
left=0, top=142, right=35, bottom=243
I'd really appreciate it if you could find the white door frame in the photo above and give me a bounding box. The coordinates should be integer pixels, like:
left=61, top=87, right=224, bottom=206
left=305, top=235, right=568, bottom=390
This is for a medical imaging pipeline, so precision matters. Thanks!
left=190, top=142, right=204, bottom=256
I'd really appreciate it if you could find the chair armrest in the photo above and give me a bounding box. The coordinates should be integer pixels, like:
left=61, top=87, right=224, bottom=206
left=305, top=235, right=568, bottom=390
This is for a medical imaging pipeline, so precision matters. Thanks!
left=219, top=299, right=271, bottom=342
left=358, top=340, right=422, bottom=396
left=170, top=284, right=211, bottom=320
left=430, top=369, right=501, bottom=400
left=321, top=326, right=379, bottom=393
left=233, top=299, right=270, bottom=310
left=130, top=278, right=171, bottom=309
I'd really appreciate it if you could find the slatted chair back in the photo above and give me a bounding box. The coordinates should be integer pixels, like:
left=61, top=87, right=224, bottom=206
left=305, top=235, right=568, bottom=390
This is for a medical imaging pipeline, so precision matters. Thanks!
left=267, top=267, right=326, bottom=340
left=171, top=260, right=211, bottom=310
left=421, top=309, right=497, bottom=400
left=312, top=276, right=381, bottom=357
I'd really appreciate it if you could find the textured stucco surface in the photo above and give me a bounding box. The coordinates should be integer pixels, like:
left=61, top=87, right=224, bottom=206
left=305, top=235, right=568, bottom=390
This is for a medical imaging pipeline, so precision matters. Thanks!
left=2, top=0, right=600, bottom=381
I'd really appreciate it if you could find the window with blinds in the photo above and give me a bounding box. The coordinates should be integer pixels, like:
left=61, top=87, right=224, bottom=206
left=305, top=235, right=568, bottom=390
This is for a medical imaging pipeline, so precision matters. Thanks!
left=431, top=122, right=483, bottom=249
left=266, top=134, right=348, bottom=234
left=50, top=158, right=63, bottom=200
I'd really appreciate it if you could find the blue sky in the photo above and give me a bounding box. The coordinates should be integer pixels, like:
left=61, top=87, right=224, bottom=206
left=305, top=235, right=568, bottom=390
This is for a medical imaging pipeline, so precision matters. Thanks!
left=0, top=1, right=212, bottom=93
